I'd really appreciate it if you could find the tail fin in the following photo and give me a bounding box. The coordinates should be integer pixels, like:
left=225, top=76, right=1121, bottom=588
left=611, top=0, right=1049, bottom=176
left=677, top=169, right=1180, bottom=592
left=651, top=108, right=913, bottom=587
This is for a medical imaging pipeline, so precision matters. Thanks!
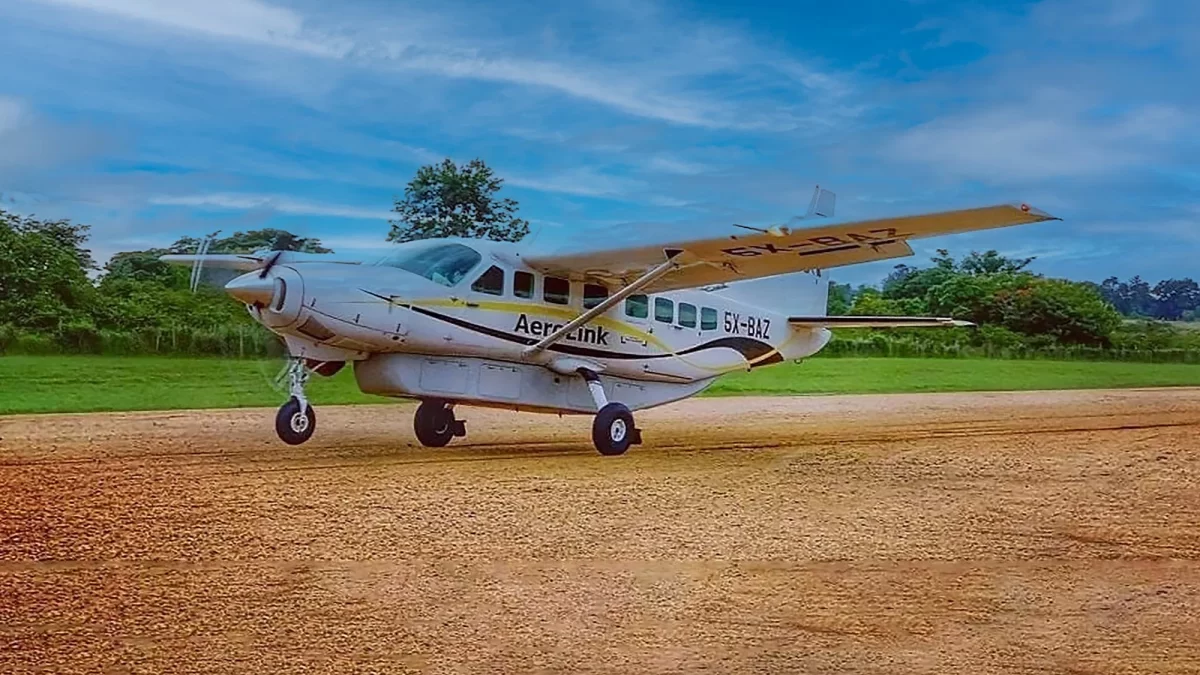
left=805, top=185, right=836, bottom=219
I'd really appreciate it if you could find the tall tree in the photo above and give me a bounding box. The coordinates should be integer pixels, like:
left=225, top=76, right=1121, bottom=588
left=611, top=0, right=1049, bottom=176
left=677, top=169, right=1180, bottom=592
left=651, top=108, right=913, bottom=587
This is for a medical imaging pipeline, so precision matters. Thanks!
left=387, top=158, right=530, bottom=243
left=827, top=282, right=854, bottom=315
left=958, top=250, right=1035, bottom=275
left=0, top=209, right=96, bottom=331
left=1152, top=278, right=1200, bottom=321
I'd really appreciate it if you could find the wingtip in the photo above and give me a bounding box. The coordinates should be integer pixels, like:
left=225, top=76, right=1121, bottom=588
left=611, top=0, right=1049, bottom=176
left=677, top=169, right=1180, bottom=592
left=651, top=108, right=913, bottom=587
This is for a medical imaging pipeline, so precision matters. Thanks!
left=1014, top=202, right=1061, bottom=221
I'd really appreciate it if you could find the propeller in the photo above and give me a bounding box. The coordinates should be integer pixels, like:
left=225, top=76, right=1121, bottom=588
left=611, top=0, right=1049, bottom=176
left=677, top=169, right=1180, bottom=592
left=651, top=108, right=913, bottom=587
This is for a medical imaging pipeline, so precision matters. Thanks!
left=257, top=249, right=286, bottom=279
left=188, top=231, right=220, bottom=292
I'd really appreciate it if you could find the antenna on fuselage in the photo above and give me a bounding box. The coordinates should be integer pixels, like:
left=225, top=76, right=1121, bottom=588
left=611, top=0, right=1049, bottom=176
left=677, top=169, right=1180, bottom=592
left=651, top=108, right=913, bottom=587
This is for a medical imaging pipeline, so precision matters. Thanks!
left=524, top=221, right=548, bottom=248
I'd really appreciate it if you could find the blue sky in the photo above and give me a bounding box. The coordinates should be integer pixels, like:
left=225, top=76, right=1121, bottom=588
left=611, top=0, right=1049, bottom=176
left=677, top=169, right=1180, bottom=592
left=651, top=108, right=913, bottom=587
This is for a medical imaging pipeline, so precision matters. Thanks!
left=0, top=0, right=1196, bottom=286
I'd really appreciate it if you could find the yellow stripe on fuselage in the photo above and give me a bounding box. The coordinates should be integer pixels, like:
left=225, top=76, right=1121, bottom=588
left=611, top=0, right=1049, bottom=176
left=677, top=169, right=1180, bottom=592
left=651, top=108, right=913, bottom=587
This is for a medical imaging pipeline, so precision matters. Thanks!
left=370, top=296, right=788, bottom=375
left=412, top=297, right=673, bottom=352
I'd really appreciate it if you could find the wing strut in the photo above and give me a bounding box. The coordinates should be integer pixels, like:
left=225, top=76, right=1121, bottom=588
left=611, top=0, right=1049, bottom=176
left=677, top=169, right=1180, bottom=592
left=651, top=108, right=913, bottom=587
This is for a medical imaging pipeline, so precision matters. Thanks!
left=521, top=249, right=685, bottom=358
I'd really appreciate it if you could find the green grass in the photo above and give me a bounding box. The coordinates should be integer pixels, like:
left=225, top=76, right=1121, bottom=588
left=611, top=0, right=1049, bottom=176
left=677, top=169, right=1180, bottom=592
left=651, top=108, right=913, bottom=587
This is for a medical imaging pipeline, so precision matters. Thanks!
left=710, top=358, right=1200, bottom=395
left=2, top=355, right=1199, bottom=416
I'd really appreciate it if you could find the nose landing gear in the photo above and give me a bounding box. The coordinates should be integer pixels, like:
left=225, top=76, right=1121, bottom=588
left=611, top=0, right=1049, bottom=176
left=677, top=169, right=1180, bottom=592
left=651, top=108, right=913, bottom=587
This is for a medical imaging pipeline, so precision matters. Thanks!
left=275, top=359, right=316, bottom=445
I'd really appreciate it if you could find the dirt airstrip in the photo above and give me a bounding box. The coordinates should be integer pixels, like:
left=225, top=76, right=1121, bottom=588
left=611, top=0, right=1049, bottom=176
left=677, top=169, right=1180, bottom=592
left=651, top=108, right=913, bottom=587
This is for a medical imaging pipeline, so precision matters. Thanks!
left=2, top=388, right=1200, bottom=674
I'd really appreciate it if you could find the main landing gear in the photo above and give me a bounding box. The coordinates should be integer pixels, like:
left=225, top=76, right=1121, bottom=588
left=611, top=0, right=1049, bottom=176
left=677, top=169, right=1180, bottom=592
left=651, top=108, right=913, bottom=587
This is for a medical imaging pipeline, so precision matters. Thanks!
left=275, top=359, right=316, bottom=445
left=413, top=399, right=467, bottom=448
left=580, top=369, right=642, bottom=456
left=269, top=360, right=638, bottom=456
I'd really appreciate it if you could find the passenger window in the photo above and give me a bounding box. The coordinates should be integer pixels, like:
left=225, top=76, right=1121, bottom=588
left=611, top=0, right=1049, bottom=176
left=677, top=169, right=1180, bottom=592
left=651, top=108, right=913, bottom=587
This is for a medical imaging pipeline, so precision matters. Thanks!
left=655, top=297, right=674, bottom=323
left=471, top=265, right=505, bottom=296
left=583, top=283, right=608, bottom=309
left=514, top=271, right=534, bottom=299
left=544, top=276, right=570, bottom=305
left=679, top=303, right=697, bottom=328
left=701, top=307, right=718, bottom=331
left=625, top=294, right=649, bottom=319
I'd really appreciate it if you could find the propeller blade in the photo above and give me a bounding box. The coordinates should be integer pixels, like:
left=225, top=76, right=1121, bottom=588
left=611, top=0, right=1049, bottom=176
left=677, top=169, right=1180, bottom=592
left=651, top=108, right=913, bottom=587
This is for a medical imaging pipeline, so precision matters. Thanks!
left=258, top=250, right=285, bottom=279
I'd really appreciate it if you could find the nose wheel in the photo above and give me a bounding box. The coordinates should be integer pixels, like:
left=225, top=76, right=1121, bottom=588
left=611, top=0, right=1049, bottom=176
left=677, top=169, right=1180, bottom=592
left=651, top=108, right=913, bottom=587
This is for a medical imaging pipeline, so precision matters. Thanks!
left=414, top=399, right=467, bottom=447
left=276, top=396, right=316, bottom=445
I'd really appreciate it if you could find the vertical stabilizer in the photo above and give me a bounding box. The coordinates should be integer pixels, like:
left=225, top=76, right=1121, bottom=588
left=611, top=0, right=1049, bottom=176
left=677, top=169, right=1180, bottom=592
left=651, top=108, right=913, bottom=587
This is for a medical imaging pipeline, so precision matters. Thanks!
left=805, top=185, right=836, bottom=219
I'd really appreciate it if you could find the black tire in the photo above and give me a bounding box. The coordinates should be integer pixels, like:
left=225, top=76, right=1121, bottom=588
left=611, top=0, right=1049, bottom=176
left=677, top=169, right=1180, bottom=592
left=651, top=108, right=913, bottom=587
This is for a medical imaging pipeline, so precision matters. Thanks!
left=592, top=402, right=635, bottom=456
left=414, top=400, right=456, bottom=447
left=275, top=396, right=316, bottom=445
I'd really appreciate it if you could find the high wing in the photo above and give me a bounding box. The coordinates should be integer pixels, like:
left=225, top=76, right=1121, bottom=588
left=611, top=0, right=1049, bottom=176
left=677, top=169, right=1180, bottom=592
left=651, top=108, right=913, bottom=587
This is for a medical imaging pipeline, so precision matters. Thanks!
left=524, top=203, right=1058, bottom=293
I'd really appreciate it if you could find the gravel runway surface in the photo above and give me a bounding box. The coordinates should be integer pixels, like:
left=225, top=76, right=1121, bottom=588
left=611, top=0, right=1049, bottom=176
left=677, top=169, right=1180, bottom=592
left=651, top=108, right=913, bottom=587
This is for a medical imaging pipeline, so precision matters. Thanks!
left=3, top=388, right=1200, bottom=674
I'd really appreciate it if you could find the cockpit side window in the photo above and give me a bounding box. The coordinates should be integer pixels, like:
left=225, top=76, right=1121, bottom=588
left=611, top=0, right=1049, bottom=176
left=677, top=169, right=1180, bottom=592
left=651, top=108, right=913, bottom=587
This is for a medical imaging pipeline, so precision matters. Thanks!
left=471, top=265, right=505, bottom=295
left=378, top=243, right=482, bottom=287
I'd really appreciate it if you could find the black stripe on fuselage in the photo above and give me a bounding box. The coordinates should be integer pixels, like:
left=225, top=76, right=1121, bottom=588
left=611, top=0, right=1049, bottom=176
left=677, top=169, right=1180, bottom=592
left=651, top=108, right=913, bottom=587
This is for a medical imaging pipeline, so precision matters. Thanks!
left=362, top=291, right=779, bottom=364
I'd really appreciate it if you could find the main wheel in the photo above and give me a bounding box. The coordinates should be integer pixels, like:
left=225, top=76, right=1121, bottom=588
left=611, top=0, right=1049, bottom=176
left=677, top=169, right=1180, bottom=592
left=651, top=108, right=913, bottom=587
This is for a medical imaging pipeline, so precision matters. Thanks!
left=275, top=396, right=316, bottom=445
left=414, top=400, right=457, bottom=447
left=592, top=402, right=635, bottom=456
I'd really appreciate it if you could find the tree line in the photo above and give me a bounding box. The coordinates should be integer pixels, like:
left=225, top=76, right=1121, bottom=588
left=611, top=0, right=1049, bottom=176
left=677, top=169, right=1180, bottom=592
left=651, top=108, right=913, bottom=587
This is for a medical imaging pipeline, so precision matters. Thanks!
left=0, top=159, right=528, bottom=356
left=1, top=158, right=1197, bottom=360
left=1094, top=276, right=1200, bottom=321
left=825, top=249, right=1199, bottom=360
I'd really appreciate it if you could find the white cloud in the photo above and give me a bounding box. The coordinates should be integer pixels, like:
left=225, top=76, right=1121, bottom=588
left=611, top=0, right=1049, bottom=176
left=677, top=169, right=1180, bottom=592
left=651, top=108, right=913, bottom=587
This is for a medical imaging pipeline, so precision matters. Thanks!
left=0, top=96, right=112, bottom=177
left=149, top=193, right=391, bottom=220
left=24, top=0, right=856, bottom=131
left=504, top=168, right=643, bottom=198
left=36, top=0, right=346, bottom=56
left=399, top=52, right=729, bottom=129
left=884, top=101, right=1189, bottom=183
left=643, top=156, right=710, bottom=175
left=647, top=195, right=692, bottom=208
left=0, top=97, right=26, bottom=133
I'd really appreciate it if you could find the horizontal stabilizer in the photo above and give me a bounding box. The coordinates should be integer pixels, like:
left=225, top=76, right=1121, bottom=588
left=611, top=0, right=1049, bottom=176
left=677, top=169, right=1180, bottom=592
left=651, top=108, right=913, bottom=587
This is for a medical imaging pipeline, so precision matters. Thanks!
left=788, top=316, right=974, bottom=328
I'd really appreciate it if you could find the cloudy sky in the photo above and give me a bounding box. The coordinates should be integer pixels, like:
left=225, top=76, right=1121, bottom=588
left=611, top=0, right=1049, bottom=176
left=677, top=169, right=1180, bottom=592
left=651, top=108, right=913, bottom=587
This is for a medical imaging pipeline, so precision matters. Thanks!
left=0, top=0, right=1196, bottom=285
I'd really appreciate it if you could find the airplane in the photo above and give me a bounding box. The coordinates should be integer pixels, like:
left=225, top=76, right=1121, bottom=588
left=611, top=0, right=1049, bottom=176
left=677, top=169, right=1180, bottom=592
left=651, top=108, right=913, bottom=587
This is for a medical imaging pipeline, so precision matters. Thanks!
left=162, top=189, right=1058, bottom=455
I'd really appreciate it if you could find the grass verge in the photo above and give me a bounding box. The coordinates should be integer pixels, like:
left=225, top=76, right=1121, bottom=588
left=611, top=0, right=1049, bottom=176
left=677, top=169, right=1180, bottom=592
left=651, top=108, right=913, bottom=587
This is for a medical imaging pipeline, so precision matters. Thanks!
left=2, top=355, right=1199, bottom=415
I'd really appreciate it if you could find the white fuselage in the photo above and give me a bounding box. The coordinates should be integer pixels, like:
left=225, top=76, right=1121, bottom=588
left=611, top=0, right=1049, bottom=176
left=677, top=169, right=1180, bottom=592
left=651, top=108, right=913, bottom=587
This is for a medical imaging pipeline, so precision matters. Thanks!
left=236, top=238, right=833, bottom=413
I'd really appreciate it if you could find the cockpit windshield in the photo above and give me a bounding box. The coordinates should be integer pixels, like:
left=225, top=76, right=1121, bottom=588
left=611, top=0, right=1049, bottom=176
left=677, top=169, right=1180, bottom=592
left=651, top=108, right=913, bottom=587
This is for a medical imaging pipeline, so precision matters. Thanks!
left=378, top=243, right=482, bottom=287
